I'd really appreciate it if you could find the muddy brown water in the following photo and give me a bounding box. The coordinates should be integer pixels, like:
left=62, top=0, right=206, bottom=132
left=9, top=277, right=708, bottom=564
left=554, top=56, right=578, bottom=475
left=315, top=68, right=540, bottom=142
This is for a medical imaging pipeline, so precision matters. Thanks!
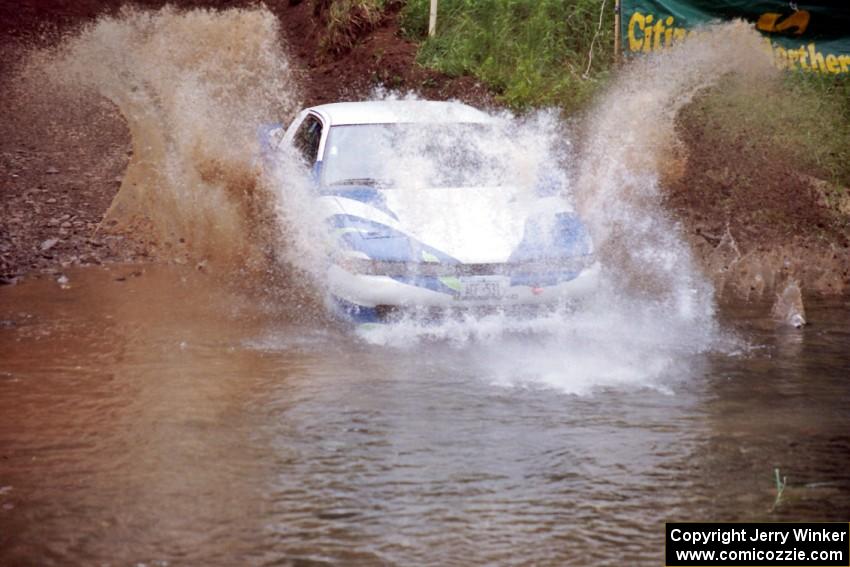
left=0, top=265, right=848, bottom=566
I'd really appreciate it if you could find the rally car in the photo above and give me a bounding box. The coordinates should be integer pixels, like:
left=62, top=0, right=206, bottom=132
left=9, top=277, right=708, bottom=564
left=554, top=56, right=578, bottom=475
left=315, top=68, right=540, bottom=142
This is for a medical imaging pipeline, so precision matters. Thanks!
left=262, top=100, right=599, bottom=324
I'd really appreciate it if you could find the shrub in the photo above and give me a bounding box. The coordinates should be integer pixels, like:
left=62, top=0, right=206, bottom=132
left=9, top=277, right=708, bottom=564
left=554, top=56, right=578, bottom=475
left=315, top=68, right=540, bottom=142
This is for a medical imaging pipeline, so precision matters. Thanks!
left=401, top=0, right=615, bottom=111
left=319, top=0, right=389, bottom=54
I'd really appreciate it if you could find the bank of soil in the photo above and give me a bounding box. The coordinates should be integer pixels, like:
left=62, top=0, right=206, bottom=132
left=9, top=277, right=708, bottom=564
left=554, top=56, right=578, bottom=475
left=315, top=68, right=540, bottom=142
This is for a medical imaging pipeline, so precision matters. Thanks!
left=0, top=69, right=149, bottom=284
left=276, top=0, right=495, bottom=107
left=666, top=104, right=850, bottom=298
left=1, top=0, right=847, bottom=296
left=0, top=0, right=493, bottom=284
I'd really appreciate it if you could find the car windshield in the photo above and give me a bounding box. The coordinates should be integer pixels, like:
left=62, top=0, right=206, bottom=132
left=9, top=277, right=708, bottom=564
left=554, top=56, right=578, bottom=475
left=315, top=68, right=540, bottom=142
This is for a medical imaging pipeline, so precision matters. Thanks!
left=320, top=123, right=511, bottom=189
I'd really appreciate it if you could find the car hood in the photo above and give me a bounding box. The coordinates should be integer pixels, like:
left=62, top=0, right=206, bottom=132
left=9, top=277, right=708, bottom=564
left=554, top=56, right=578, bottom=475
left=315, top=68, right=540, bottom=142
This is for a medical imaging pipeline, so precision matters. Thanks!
left=323, top=186, right=582, bottom=265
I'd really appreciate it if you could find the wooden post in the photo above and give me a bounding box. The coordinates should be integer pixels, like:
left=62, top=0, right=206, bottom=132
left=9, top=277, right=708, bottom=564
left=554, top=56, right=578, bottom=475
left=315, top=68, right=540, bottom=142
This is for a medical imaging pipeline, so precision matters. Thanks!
left=614, top=0, right=621, bottom=63
left=429, top=0, right=438, bottom=37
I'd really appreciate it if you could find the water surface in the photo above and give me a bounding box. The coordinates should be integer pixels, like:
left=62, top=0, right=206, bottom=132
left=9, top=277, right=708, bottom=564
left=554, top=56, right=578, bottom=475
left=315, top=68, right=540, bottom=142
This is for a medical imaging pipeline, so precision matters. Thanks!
left=1, top=266, right=848, bottom=565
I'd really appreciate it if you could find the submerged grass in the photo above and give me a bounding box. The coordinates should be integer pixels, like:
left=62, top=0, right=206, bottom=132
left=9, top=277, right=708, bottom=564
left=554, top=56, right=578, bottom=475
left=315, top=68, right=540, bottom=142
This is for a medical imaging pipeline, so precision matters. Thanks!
left=400, top=0, right=615, bottom=112
left=772, top=468, right=787, bottom=511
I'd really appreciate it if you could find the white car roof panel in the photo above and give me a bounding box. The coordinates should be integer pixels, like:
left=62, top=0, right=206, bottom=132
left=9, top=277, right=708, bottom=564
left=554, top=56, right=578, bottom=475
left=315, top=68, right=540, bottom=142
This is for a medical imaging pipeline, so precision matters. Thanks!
left=309, top=101, right=496, bottom=126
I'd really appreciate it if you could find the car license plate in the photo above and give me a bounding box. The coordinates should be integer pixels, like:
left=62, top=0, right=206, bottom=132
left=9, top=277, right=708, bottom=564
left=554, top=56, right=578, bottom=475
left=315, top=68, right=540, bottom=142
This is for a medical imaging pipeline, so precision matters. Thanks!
left=460, top=277, right=503, bottom=300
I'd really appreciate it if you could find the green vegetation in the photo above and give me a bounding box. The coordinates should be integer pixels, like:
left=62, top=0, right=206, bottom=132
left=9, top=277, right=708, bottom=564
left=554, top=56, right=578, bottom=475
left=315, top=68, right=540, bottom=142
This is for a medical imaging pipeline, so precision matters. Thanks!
left=320, top=0, right=389, bottom=54
left=691, top=72, right=850, bottom=190
left=772, top=468, right=787, bottom=511
left=318, top=0, right=849, bottom=201
left=397, top=0, right=848, bottom=196
left=783, top=73, right=850, bottom=189
left=400, top=0, right=615, bottom=111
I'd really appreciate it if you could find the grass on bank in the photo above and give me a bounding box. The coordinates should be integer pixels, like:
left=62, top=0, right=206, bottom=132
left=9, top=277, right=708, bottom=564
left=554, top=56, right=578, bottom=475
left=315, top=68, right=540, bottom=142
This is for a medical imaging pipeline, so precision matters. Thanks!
left=400, top=0, right=615, bottom=111
left=319, top=0, right=389, bottom=54
left=692, top=72, right=850, bottom=190
left=400, top=0, right=849, bottom=192
left=320, top=0, right=849, bottom=196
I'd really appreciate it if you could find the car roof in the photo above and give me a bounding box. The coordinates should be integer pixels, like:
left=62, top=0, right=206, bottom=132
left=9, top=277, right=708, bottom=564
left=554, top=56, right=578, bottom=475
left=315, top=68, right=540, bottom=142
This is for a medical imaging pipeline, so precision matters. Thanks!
left=308, top=100, right=496, bottom=126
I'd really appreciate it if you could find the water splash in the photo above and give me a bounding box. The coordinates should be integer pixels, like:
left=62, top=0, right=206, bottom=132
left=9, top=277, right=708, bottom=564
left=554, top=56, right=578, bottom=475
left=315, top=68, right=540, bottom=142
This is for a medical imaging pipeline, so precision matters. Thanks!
left=772, top=279, right=807, bottom=328
left=14, top=13, right=773, bottom=393
left=575, top=21, right=775, bottom=320
left=354, top=24, right=774, bottom=393
left=20, top=6, right=300, bottom=270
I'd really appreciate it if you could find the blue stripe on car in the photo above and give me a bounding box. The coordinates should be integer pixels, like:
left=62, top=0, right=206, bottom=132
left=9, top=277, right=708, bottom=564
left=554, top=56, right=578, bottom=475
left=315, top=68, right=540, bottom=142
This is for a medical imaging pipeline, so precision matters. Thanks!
left=323, top=188, right=399, bottom=221
left=328, top=214, right=460, bottom=264
left=509, top=212, right=592, bottom=263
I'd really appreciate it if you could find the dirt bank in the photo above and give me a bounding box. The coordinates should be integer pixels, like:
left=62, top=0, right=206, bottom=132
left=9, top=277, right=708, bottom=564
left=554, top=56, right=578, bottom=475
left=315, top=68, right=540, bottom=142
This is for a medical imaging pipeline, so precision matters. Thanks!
left=277, top=0, right=495, bottom=106
left=666, top=94, right=850, bottom=299
left=1, top=0, right=847, bottom=297
left=0, top=0, right=492, bottom=284
left=0, top=55, right=145, bottom=283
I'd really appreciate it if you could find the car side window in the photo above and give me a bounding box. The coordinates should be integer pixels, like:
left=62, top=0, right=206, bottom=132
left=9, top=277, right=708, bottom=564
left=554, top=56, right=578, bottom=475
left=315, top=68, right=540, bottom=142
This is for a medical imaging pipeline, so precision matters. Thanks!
left=293, top=115, right=323, bottom=164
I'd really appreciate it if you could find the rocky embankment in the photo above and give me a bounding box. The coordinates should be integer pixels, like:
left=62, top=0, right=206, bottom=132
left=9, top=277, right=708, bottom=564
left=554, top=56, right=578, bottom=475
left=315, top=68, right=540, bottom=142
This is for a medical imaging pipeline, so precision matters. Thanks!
left=0, top=78, right=149, bottom=284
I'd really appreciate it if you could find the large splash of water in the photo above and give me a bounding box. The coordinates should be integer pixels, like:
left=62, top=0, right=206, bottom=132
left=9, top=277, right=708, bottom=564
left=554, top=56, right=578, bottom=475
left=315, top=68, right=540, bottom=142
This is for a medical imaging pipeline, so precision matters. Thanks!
left=17, top=11, right=773, bottom=392
left=21, top=6, right=300, bottom=269
left=350, top=24, right=774, bottom=394
left=575, top=22, right=775, bottom=317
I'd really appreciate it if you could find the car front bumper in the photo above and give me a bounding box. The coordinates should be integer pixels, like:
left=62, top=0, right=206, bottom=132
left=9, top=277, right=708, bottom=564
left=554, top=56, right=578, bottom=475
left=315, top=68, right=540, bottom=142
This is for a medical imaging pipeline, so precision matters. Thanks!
left=327, top=261, right=601, bottom=323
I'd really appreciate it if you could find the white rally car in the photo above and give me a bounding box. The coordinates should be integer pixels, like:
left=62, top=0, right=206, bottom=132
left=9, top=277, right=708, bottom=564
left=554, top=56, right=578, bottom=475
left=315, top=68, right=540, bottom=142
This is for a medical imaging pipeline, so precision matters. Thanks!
left=263, top=100, right=599, bottom=325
